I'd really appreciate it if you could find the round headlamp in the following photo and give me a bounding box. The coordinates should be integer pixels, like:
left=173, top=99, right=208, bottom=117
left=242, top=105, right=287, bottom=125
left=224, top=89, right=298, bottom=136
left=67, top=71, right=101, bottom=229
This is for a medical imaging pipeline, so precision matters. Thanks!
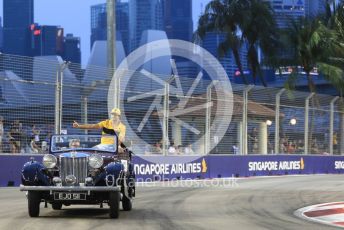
left=42, top=154, right=57, bottom=169
left=88, top=154, right=103, bottom=169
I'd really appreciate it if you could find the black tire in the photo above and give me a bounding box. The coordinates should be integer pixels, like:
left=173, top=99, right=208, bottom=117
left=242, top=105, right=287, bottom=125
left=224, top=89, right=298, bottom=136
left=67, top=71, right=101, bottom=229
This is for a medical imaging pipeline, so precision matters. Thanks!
left=52, top=203, right=62, bottom=210
left=28, top=191, right=41, bottom=217
left=109, top=191, right=120, bottom=218
left=122, top=194, right=132, bottom=211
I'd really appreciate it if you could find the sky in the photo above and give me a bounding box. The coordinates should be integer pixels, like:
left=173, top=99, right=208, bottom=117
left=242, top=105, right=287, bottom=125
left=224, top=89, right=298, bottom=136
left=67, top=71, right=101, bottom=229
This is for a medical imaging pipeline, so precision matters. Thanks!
left=0, top=0, right=211, bottom=67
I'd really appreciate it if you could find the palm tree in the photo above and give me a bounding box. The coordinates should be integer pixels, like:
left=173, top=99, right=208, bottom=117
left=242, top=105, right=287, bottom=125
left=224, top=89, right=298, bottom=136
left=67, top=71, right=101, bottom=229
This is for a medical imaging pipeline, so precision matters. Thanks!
left=280, top=17, right=344, bottom=93
left=239, top=0, right=279, bottom=86
left=196, top=0, right=248, bottom=84
left=320, top=1, right=344, bottom=154
left=197, top=0, right=278, bottom=86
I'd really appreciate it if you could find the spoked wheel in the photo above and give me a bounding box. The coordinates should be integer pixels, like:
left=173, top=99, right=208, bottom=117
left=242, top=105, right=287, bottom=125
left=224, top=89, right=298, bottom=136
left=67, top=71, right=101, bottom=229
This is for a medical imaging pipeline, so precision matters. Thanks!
left=109, top=191, right=120, bottom=218
left=28, top=191, right=41, bottom=217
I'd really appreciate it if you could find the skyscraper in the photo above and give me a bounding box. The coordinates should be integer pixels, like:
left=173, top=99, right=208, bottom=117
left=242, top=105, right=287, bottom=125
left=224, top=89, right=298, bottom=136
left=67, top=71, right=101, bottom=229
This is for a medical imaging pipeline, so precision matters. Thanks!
left=0, top=17, right=3, bottom=52
left=90, top=0, right=129, bottom=54
left=264, top=0, right=306, bottom=28
left=163, top=0, right=193, bottom=41
left=3, top=0, right=34, bottom=56
left=129, top=0, right=163, bottom=51
left=264, top=0, right=326, bottom=28
left=63, top=34, right=81, bottom=64
left=305, top=0, right=326, bottom=18
left=30, top=24, right=62, bottom=56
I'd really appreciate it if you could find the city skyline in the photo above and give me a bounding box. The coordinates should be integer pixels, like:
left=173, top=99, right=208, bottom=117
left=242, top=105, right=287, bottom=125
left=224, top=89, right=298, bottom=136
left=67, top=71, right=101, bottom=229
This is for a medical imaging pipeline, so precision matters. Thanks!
left=0, top=0, right=211, bottom=67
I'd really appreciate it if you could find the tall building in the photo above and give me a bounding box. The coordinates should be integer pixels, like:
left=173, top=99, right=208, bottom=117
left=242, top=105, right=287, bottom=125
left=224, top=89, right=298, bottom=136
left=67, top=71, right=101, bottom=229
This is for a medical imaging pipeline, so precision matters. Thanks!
left=163, top=0, right=193, bottom=41
left=3, top=0, right=34, bottom=56
left=201, top=32, right=248, bottom=79
left=63, top=34, right=81, bottom=64
left=265, top=0, right=326, bottom=28
left=56, top=28, right=64, bottom=56
left=265, top=0, right=306, bottom=28
left=305, top=0, right=326, bottom=18
left=91, top=3, right=106, bottom=48
left=0, top=17, right=3, bottom=52
left=129, top=0, right=163, bottom=51
left=30, top=24, right=63, bottom=56
left=90, top=0, right=129, bottom=54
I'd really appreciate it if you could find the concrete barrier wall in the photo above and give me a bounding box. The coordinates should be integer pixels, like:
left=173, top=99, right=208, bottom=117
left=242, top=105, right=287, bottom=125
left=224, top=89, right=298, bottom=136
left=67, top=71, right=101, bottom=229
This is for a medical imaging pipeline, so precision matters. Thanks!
left=2, top=154, right=344, bottom=186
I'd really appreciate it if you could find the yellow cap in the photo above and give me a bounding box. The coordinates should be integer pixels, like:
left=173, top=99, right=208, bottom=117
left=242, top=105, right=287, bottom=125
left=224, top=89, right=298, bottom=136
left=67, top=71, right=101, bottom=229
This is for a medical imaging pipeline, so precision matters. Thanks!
left=111, top=108, right=121, bottom=116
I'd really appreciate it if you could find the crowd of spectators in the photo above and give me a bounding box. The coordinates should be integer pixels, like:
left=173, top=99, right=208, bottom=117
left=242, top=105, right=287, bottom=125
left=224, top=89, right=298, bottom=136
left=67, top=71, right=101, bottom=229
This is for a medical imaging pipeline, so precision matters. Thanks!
left=144, top=140, right=195, bottom=155
left=0, top=118, right=334, bottom=155
left=247, top=127, right=333, bottom=155
left=0, top=117, right=53, bottom=154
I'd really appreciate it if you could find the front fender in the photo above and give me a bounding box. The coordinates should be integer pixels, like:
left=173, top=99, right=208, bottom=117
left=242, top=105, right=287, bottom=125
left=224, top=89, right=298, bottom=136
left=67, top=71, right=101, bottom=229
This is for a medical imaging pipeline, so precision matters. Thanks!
left=21, top=161, right=50, bottom=186
left=104, top=162, right=124, bottom=186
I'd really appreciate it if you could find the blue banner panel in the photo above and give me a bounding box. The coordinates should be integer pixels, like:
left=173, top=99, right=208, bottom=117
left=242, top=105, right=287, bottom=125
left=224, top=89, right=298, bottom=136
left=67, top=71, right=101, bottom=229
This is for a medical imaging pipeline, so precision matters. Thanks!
left=1, top=154, right=344, bottom=186
left=206, top=155, right=344, bottom=178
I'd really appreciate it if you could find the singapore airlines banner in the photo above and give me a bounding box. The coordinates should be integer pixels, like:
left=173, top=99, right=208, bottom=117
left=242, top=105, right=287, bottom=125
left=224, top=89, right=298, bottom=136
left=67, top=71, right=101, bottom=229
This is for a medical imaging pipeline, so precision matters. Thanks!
left=1, top=155, right=344, bottom=185
left=132, top=155, right=344, bottom=180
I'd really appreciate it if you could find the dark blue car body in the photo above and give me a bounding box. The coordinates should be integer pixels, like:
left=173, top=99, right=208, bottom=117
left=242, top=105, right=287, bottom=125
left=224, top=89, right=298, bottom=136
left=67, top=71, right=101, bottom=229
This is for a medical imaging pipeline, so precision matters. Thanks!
left=20, top=134, right=135, bottom=218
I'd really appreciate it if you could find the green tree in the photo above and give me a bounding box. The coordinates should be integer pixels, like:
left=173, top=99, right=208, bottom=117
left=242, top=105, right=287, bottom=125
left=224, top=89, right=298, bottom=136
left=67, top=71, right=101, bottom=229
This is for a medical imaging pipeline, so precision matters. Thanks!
left=321, top=1, right=344, bottom=154
left=197, top=0, right=278, bottom=86
left=239, top=0, right=279, bottom=86
left=281, top=17, right=343, bottom=93
left=197, top=0, right=248, bottom=84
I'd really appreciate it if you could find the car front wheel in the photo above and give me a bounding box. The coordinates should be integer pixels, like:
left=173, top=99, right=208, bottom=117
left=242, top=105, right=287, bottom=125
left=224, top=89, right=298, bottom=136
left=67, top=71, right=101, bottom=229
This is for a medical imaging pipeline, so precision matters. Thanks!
left=28, top=191, right=41, bottom=217
left=109, top=191, right=120, bottom=218
left=122, top=194, right=132, bottom=211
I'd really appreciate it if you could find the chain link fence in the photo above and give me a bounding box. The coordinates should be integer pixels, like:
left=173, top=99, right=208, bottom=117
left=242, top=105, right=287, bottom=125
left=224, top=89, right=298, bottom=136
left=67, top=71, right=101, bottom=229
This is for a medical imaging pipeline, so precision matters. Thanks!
left=0, top=53, right=342, bottom=156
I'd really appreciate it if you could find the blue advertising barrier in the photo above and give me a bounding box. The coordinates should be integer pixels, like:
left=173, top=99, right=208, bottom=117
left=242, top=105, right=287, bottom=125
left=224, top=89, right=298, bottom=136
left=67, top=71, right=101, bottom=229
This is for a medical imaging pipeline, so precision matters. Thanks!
left=1, top=154, right=344, bottom=186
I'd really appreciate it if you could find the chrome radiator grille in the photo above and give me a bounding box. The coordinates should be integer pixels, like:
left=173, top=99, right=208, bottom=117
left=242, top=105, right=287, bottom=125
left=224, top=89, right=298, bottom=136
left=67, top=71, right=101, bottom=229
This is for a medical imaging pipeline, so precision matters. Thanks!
left=60, top=157, right=88, bottom=185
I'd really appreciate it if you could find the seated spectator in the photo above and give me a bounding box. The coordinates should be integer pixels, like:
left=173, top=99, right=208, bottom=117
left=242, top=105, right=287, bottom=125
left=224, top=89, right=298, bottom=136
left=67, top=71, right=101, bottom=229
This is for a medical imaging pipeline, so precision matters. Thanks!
left=31, top=124, right=41, bottom=143
left=8, top=133, right=19, bottom=154
left=152, top=142, right=162, bottom=154
left=41, top=141, right=48, bottom=153
left=311, top=139, right=319, bottom=154
left=287, top=142, right=295, bottom=154
left=184, top=144, right=194, bottom=155
left=69, top=139, right=80, bottom=149
left=279, top=141, right=286, bottom=154
left=177, top=145, right=183, bottom=155
left=168, top=142, right=177, bottom=154
left=10, top=120, right=21, bottom=153
left=30, top=137, right=41, bottom=154
left=232, top=145, right=239, bottom=155
left=252, top=137, right=259, bottom=153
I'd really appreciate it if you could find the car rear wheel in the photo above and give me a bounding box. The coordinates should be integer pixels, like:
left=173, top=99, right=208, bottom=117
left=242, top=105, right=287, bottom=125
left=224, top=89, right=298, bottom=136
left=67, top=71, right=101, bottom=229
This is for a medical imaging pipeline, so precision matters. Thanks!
left=28, top=191, right=41, bottom=217
left=52, top=203, right=62, bottom=210
left=109, top=191, right=120, bottom=218
left=122, top=194, right=132, bottom=211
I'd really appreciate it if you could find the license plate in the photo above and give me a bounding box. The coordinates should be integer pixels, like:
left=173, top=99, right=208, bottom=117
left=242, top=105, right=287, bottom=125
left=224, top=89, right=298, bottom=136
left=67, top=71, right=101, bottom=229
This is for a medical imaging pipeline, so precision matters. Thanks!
left=54, top=192, right=86, bottom=200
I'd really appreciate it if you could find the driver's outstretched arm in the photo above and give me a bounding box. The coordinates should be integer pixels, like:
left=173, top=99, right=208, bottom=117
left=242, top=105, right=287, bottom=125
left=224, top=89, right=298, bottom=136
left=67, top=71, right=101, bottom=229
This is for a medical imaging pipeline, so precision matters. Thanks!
left=73, top=121, right=101, bottom=130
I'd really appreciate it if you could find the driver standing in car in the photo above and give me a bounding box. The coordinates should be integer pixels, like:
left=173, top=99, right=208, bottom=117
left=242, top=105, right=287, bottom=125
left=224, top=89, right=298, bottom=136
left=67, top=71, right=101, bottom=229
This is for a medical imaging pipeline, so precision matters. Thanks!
left=72, top=108, right=126, bottom=152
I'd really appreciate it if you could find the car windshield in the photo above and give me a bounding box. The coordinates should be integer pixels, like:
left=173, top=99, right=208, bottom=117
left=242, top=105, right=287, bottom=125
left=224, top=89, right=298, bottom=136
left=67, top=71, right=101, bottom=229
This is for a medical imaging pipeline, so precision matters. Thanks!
left=50, top=135, right=117, bottom=154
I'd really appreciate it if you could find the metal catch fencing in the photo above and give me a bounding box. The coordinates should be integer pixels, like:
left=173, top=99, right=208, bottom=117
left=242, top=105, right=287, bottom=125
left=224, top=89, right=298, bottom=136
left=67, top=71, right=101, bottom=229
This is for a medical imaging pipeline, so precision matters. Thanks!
left=0, top=53, right=342, bottom=156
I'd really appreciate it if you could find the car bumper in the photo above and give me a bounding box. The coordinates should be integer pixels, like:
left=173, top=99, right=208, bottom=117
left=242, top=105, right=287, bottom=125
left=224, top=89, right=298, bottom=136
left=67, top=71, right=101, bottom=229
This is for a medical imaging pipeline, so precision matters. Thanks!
left=20, top=185, right=121, bottom=195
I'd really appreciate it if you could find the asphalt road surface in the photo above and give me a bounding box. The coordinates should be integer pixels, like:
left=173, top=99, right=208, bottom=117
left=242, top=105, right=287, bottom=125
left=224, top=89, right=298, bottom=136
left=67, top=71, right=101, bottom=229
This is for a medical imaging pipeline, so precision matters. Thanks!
left=1, top=175, right=344, bottom=230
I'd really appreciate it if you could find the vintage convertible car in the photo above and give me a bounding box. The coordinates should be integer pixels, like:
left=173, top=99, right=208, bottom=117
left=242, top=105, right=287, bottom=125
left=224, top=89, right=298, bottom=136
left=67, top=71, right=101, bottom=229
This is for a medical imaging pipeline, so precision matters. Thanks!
left=20, top=134, right=135, bottom=218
